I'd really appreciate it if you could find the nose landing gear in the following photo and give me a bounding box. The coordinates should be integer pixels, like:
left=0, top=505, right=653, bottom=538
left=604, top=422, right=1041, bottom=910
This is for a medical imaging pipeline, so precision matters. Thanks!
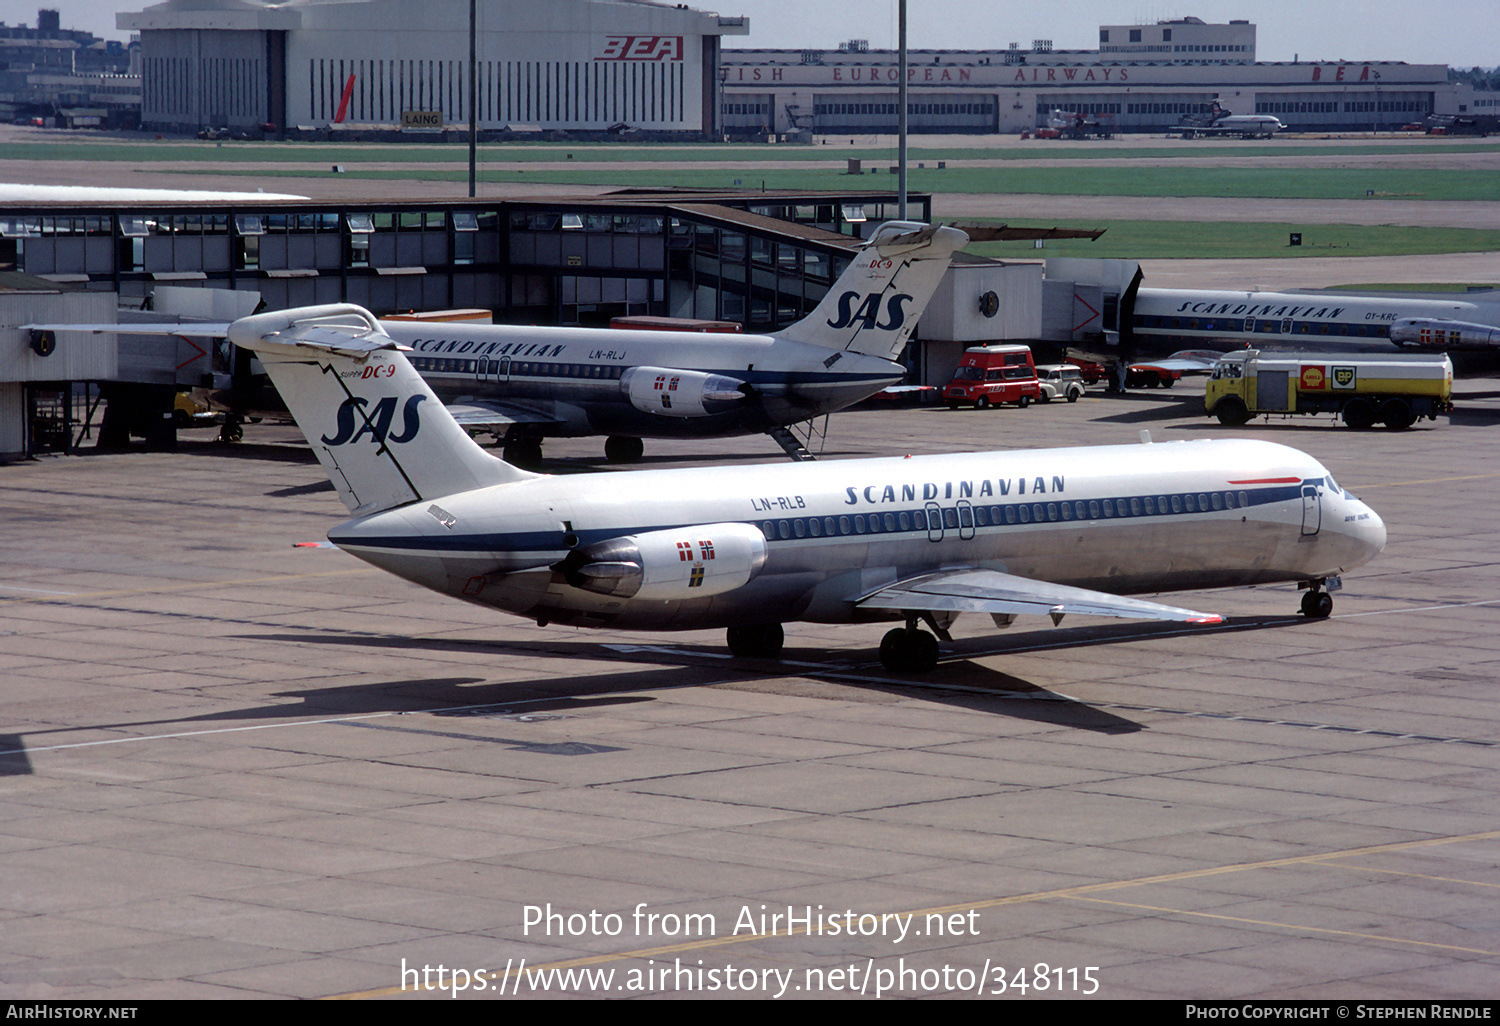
left=1299, top=577, right=1340, bottom=618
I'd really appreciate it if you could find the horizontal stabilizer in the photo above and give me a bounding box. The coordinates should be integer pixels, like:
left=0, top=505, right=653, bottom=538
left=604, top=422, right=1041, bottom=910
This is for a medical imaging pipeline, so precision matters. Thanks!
left=773, top=220, right=968, bottom=362
left=225, top=303, right=534, bottom=515
left=226, top=304, right=396, bottom=357
left=857, top=568, right=1223, bottom=625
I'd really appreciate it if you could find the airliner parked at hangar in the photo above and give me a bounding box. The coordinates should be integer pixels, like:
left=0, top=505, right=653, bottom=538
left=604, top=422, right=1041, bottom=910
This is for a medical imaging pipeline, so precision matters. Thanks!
left=219, top=302, right=1387, bottom=674
left=1177, top=114, right=1285, bottom=139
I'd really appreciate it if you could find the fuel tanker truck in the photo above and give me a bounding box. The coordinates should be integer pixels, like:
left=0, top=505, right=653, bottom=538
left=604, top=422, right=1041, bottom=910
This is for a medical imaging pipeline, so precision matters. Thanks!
left=1205, top=350, right=1452, bottom=429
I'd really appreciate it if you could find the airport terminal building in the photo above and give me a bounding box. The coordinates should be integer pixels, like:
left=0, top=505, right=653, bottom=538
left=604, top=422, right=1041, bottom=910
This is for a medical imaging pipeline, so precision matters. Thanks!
left=721, top=17, right=1455, bottom=136
left=119, top=0, right=749, bottom=136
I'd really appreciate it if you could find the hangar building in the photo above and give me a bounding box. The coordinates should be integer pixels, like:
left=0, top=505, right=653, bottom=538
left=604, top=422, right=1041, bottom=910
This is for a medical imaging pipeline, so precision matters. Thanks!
left=118, top=0, right=749, bottom=136
left=721, top=16, right=1455, bottom=136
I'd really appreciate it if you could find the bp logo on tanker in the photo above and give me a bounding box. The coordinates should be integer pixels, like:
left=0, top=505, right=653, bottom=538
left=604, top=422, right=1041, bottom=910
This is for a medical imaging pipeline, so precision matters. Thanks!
left=1332, top=366, right=1357, bottom=389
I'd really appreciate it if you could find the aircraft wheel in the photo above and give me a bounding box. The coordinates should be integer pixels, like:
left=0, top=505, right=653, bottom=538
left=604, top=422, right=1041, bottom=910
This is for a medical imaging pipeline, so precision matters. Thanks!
left=1343, top=399, right=1377, bottom=429
left=218, top=420, right=243, bottom=444
left=504, top=438, right=544, bottom=468
left=878, top=627, right=940, bottom=674
left=1214, top=398, right=1251, bottom=426
left=1301, top=590, right=1333, bottom=619
left=605, top=435, right=644, bottom=463
left=1380, top=399, right=1416, bottom=430
left=974, top=395, right=991, bottom=410
left=727, top=623, right=784, bottom=659
left=1017, top=394, right=1031, bottom=409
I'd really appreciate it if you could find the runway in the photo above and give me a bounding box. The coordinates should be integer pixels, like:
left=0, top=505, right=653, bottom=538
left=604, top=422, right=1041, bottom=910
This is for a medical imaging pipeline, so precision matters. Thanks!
left=3, top=385, right=1499, bottom=999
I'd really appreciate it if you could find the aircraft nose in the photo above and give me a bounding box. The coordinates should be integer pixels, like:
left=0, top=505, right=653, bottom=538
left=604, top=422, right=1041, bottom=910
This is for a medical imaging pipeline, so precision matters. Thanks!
left=1363, top=505, right=1388, bottom=558
left=1346, top=499, right=1387, bottom=565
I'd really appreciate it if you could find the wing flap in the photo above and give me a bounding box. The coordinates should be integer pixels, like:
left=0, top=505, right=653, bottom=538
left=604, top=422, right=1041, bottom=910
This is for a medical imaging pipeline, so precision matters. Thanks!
left=857, top=568, right=1223, bottom=624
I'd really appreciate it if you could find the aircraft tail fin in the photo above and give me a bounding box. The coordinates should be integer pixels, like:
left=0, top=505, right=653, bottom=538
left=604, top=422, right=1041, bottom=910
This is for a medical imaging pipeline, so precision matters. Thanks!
left=226, top=304, right=534, bottom=515
left=772, top=221, right=968, bottom=361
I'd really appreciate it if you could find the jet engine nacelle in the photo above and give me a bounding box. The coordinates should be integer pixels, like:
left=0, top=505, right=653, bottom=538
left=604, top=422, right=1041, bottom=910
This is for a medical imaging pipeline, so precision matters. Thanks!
left=1390, top=318, right=1500, bottom=350
left=553, top=522, right=768, bottom=600
left=620, top=366, right=748, bottom=418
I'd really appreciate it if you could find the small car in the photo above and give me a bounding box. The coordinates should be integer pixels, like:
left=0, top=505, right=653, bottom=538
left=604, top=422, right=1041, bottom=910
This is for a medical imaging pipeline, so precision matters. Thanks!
left=1035, top=364, right=1087, bottom=403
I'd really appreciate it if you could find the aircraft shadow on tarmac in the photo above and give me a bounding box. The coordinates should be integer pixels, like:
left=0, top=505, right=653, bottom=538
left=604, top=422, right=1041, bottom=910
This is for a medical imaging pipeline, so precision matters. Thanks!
left=0, top=615, right=1313, bottom=776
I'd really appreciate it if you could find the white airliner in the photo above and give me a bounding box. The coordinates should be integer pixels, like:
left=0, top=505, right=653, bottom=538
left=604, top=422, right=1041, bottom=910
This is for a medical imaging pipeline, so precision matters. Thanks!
left=391, top=221, right=966, bottom=463
left=1177, top=114, right=1285, bottom=139
left=219, top=302, right=1388, bottom=673
left=1125, top=287, right=1500, bottom=361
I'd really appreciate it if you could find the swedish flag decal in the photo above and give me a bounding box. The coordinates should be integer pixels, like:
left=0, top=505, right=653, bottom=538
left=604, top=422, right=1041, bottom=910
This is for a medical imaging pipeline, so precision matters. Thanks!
left=689, top=566, right=706, bottom=588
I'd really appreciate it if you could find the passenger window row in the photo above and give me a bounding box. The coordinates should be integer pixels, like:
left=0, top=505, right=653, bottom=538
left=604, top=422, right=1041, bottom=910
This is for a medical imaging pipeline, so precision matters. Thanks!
left=409, top=357, right=625, bottom=380
left=760, top=490, right=1256, bottom=541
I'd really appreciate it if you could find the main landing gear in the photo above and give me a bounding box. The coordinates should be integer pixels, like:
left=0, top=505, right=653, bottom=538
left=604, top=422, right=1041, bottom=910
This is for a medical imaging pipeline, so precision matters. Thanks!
left=878, top=613, right=950, bottom=673
left=605, top=436, right=644, bottom=463
left=503, top=436, right=544, bottom=468
left=1299, top=577, right=1339, bottom=618
left=879, top=626, right=940, bottom=674
left=727, top=623, right=784, bottom=659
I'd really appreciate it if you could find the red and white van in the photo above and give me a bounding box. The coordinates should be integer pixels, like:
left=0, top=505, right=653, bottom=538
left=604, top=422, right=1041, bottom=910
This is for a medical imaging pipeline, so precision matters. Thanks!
left=942, top=344, right=1041, bottom=409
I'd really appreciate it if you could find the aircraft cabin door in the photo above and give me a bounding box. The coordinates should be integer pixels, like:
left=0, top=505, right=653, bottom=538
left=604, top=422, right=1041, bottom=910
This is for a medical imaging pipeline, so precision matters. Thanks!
left=476, top=356, right=510, bottom=386
left=924, top=502, right=944, bottom=543
left=1301, top=482, right=1321, bottom=537
left=956, top=500, right=975, bottom=540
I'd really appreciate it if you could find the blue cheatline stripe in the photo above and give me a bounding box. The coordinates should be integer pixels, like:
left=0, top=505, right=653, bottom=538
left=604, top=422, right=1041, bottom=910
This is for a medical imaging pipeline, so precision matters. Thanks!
left=330, top=482, right=1309, bottom=556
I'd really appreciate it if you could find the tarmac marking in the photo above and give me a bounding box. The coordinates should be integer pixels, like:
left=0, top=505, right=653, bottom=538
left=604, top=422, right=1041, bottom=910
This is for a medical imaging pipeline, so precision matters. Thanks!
left=1067, top=896, right=1500, bottom=958
left=0, top=567, right=378, bottom=606
left=325, top=828, right=1500, bottom=999
left=1347, top=472, right=1500, bottom=489
left=1315, top=861, right=1500, bottom=890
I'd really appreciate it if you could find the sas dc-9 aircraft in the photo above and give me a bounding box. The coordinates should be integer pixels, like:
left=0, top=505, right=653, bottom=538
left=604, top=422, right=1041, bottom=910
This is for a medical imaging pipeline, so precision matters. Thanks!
left=383, top=221, right=968, bottom=464
left=38, top=221, right=965, bottom=464
left=217, top=301, right=1387, bottom=674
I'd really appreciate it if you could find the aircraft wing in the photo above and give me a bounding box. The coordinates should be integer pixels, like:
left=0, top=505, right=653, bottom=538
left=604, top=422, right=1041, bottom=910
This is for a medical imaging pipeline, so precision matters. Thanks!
left=1129, top=350, right=1222, bottom=375
left=856, top=568, right=1223, bottom=625
left=22, top=322, right=232, bottom=336
left=445, top=401, right=567, bottom=428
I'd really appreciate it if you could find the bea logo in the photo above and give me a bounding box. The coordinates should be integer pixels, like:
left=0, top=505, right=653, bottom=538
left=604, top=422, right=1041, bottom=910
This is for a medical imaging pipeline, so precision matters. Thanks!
left=322, top=394, right=425, bottom=446
left=826, top=292, right=914, bottom=332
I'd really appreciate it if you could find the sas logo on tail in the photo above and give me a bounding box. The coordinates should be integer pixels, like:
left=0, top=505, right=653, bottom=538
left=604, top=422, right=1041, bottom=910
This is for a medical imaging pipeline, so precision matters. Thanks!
left=322, top=395, right=425, bottom=446
left=826, top=292, right=913, bottom=331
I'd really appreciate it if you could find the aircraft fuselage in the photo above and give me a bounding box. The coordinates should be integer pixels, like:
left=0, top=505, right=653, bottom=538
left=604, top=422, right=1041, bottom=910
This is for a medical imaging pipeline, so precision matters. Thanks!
left=327, top=438, right=1386, bottom=632
left=382, top=321, right=906, bottom=439
left=1118, top=287, right=1500, bottom=375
